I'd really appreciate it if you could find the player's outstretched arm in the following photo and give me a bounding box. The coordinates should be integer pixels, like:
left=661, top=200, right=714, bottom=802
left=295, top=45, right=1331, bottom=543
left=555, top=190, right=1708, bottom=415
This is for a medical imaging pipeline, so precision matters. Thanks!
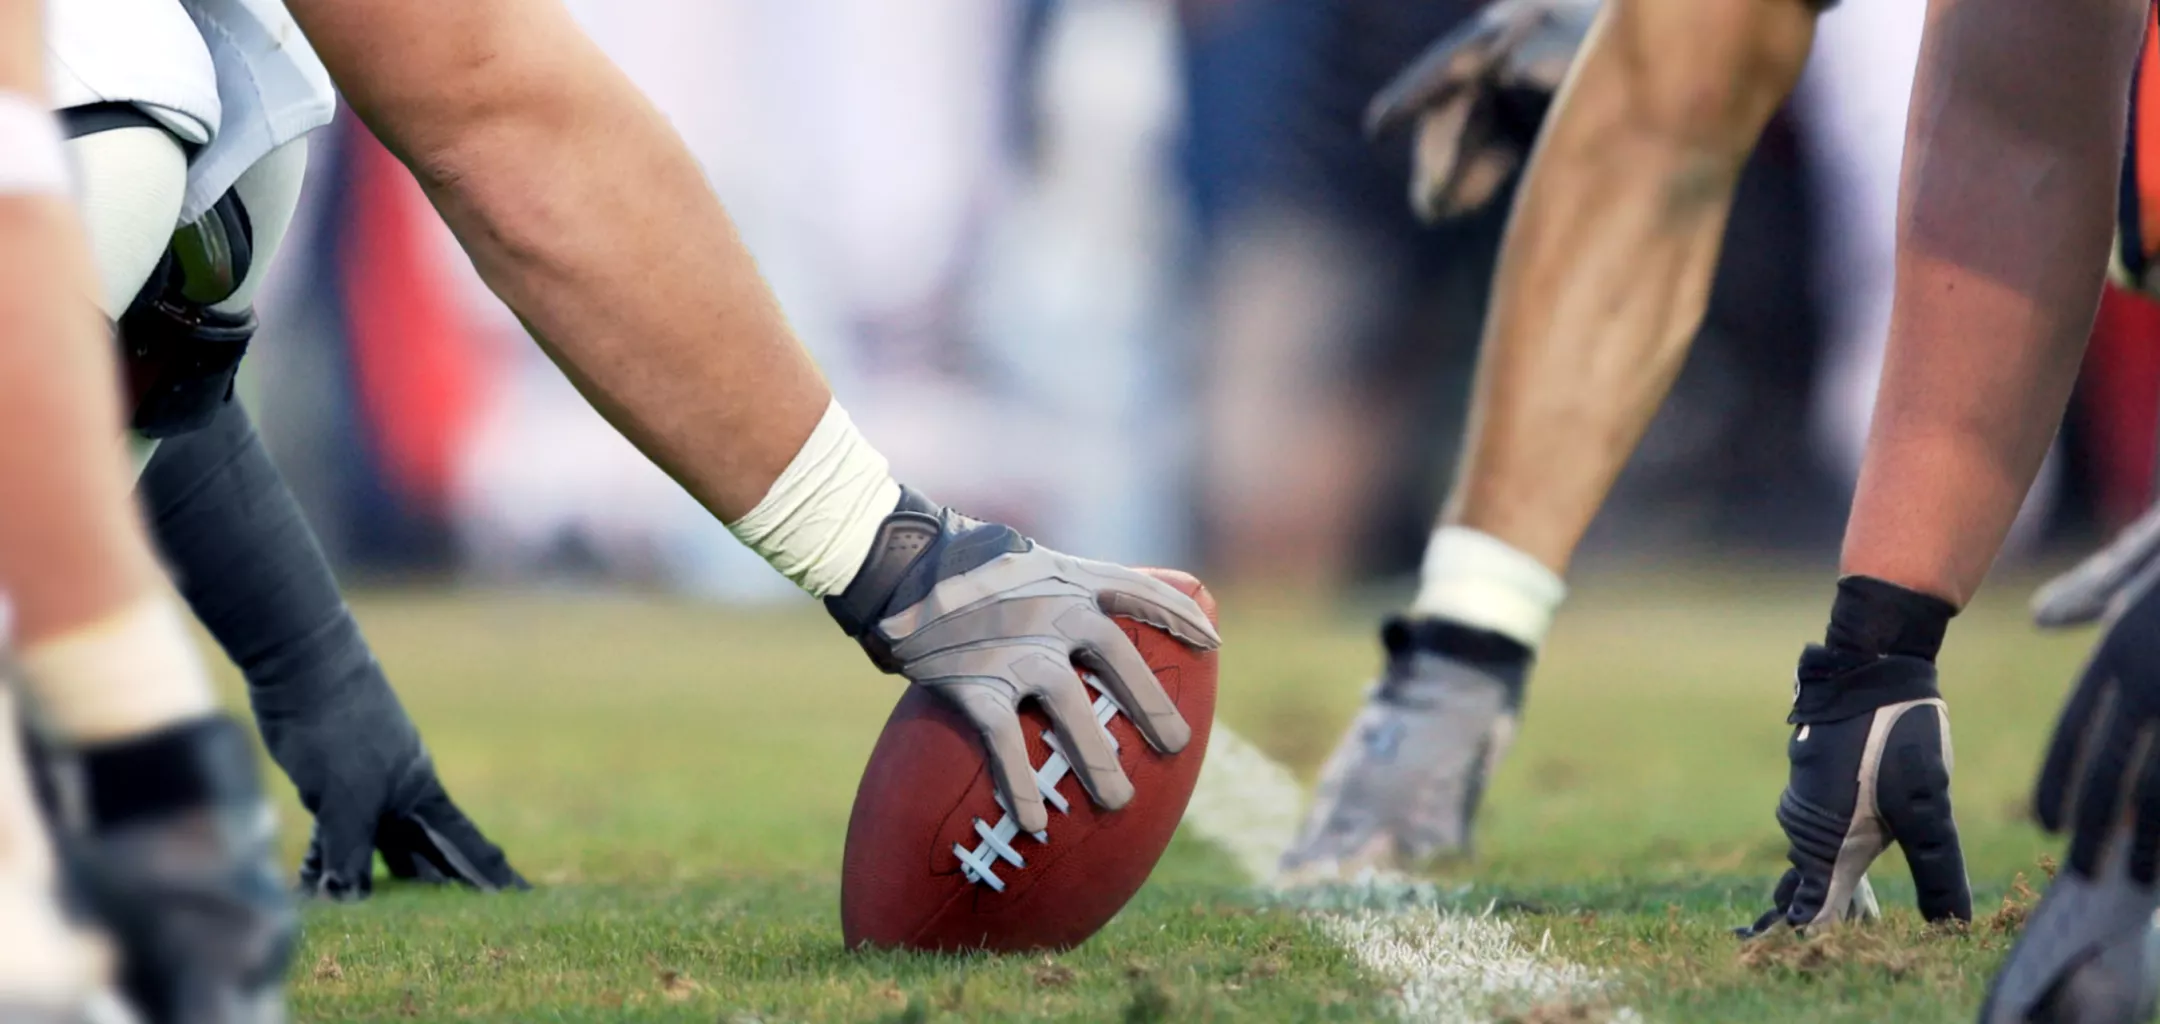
left=282, top=0, right=1221, bottom=832
left=284, top=0, right=829, bottom=523
left=1741, top=0, right=2145, bottom=973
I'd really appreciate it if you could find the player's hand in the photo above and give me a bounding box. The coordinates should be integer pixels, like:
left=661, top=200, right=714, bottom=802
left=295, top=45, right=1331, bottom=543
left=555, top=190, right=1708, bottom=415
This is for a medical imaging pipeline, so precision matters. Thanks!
left=1976, top=506, right=2160, bottom=1021
left=1737, top=646, right=1971, bottom=936
left=828, top=487, right=1220, bottom=834
left=2034, top=560, right=2160, bottom=884
left=2030, top=500, right=2160, bottom=629
left=261, top=685, right=527, bottom=900
left=1366, top=0, right=1597, bottom=221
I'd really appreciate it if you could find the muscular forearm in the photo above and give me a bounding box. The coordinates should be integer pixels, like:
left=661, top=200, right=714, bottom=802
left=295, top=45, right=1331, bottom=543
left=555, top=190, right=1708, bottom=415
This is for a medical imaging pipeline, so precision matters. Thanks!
left=291, top=0, right=830, bottom=521
left=1841, top=0, right=2146, bottom=605
left=1446, top=0, right=1815, bottom=573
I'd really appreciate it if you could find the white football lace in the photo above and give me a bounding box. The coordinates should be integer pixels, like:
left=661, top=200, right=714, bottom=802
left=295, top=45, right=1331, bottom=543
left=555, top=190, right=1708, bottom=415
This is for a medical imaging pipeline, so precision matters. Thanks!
left=953, top=674, right=1123, bottom=892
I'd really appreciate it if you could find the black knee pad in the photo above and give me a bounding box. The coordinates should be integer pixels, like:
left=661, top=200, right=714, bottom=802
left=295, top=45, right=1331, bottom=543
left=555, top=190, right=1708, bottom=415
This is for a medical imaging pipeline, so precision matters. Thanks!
left=121, top=190, right=257, bottom=438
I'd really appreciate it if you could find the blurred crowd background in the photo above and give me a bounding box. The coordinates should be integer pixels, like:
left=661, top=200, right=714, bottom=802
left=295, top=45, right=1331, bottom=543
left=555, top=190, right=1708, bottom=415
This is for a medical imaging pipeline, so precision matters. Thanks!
left=240, top=0, right=2160, bottom=602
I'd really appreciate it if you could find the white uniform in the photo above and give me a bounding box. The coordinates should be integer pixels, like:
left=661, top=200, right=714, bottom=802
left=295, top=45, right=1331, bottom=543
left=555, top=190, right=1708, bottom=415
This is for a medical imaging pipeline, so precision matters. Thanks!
left=46, top=0, right=333, bottom=222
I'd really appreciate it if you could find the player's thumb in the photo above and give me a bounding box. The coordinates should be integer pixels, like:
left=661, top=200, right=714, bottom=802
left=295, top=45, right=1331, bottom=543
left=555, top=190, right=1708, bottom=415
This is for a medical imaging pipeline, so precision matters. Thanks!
left=380, top=780, right=528, bottom=891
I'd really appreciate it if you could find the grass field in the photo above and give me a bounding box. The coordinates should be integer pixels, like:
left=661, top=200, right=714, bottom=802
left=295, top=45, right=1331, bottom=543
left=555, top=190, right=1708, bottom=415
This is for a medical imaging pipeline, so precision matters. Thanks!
left=232, top=569, right=2098, bottom=1022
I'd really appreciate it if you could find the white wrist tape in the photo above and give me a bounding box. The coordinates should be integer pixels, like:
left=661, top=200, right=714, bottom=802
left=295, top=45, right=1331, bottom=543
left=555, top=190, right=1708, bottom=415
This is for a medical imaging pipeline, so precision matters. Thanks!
left=727, top=400, right=902, bottom=598
left=1411, top=526, right=1568, bottom=649
left=19, top=596, right=217, bottom=744
left=0, top=94, right=69, bottom=196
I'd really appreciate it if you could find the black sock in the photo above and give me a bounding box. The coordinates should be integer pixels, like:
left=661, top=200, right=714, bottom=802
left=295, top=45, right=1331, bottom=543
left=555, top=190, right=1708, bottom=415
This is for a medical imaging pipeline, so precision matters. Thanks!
left=1824, top=575, right=1959, bottom=663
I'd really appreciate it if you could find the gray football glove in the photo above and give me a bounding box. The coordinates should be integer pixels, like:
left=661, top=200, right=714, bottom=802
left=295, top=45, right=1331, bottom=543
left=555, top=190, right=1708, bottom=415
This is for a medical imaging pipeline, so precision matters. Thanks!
left=827, top=487, right=1220, bottom=834
left=1367, top=0, right=1598, bottom=222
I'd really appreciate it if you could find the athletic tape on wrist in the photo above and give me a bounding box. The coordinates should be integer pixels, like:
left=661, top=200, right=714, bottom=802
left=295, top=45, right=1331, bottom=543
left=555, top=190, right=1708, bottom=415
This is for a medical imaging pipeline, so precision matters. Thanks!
left=727, top=400, right=903, bottom=598
left=1410, top=526, right=1568, bottom=649
left=0, top=95, right=69, bottom=196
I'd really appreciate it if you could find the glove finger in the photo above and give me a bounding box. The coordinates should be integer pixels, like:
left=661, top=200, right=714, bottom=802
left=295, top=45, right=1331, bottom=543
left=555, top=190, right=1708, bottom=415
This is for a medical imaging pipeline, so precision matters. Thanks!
left=1735, top=869, right=1803, bottom=938
left=952, top=685, right=1050, bottom=834
left=1845, top=875, right=1882, bottom=922
left=2129, top=731, right=2160, bottom=884
left=1365, top=16, right=1511, bottom=137
left=1431, top=140, right=1522, bottom=221
left=2036, top=669, right=2112, bottom=833
left=1022, top=656, right=1133, bottom=812
left=1874, top=703, right=1971, bottom=923
left=2070, top=710, right=2140, bottom=878
left=1066, top=610, right=1191, bottom=755
left=379, top=780, right=529, bottom=892
left=1068, top=559, right=1220, bottom=650
left=1408, top=95, right=1502, bottom=222
left=299, top=792, right=381, bottom=901
left=2033, top=502, right=2160, bottom=628
left=1783, top=858, right=1836, bottom=929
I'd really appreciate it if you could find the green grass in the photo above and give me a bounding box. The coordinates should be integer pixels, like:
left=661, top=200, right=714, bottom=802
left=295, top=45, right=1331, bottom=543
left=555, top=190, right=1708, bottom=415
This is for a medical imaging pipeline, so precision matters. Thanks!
left=228, top=569, right=2093, bottom=1021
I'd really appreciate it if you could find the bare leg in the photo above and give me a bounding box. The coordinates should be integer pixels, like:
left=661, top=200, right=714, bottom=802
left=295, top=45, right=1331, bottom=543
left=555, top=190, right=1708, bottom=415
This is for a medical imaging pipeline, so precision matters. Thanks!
left=1284, top=0, right=1825, bottom=878
left=1448, top=0, right=1817, bottom=576
left=1841, top=0, right=2147, bottom=604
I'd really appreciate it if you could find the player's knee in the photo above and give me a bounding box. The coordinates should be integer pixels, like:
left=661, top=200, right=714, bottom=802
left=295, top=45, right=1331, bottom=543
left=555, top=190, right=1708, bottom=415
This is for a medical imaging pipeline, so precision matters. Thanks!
left=64, top=122, right=189, bottom=319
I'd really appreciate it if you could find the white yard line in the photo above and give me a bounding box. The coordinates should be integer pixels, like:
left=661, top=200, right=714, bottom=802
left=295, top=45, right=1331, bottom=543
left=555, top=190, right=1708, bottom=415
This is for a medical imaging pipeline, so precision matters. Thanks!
left=1183, top=724, right=1626, bottom=1023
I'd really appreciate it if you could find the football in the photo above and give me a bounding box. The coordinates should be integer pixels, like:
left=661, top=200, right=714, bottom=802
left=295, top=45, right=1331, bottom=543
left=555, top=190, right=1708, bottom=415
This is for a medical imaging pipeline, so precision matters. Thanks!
left=838, top=569, right=1220, bottom=953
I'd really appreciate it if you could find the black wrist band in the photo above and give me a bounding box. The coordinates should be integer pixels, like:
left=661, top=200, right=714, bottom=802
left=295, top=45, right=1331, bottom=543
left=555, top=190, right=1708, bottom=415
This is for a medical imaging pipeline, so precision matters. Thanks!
left=1825, top=575, right=1958, bottom=663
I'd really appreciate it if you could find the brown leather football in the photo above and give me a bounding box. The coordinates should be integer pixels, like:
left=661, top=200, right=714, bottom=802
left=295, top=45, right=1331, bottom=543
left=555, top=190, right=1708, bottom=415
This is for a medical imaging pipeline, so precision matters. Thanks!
left=839, top=569, right=1219, bottom=953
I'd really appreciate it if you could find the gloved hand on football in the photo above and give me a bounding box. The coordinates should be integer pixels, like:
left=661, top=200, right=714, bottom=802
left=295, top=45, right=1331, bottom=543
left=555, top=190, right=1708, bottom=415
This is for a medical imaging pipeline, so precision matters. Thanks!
left=826, top=487, right=1221, bottom=834
left=1366, top=0, right=1598, bottom=221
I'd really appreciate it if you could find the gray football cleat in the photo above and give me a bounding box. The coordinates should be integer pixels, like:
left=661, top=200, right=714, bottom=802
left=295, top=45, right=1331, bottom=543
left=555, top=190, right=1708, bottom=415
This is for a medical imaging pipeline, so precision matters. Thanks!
left=1278, top=617, right=1527, bottom=880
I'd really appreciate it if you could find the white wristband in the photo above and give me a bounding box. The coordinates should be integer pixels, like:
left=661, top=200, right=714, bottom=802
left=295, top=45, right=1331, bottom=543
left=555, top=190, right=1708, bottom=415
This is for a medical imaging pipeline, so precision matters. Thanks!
left=727, top=400, right=902, bottom=598
left=1411, top=526, right=1568, bottom=649
left=0, top=94, right=68, bottom=196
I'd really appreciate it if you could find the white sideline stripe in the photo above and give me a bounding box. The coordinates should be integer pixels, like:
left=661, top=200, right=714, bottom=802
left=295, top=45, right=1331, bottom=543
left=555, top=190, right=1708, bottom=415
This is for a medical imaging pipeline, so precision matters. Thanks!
left=1320, top=909, right=1633, bottom=1024
left=1184, top=725, right=1308, bottom=883
left=1184, top=724, right=1624, bottom=1023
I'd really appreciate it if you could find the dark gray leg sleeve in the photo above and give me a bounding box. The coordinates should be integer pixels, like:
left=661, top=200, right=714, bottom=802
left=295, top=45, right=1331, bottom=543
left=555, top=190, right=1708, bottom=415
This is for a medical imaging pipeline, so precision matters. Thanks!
left=136, top=399, right=423, bottom=812
left=138, top=401, right=524, bottom=897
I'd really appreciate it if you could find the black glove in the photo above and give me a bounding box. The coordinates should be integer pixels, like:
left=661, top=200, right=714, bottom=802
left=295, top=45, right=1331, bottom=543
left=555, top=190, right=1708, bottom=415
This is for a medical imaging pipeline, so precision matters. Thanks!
left=140, top=400, right=525, bottom=899
left=1738, top=645, right=1971, bottom=935
left=1366, top=0, right=1597, bottom=221
left=2035, top=555, right=2160, bottom=884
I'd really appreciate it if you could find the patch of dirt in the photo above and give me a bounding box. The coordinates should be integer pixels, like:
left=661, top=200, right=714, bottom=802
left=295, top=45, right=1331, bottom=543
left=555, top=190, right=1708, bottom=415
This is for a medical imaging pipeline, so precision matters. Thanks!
left=1985, top=871, right=2043, bottom=935
left=1033, top=959, right=1076, bottom=989
left=311, top=953, right=344, bottom=983
left=655, top=968, right=700, bottom=1002
left=1737, top=924, right=1921, bottom=979
left=1499, top=999, right=1618, bottom=1024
